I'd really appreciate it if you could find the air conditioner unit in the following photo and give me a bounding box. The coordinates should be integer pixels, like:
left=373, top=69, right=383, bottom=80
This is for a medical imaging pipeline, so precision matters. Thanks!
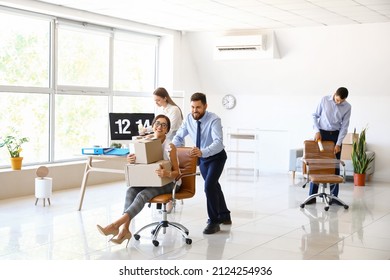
left=215, top=34, right=267, bottom=52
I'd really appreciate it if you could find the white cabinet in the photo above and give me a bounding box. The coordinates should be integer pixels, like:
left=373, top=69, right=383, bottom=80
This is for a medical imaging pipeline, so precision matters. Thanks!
left=225, top=128, right=260, bottom=177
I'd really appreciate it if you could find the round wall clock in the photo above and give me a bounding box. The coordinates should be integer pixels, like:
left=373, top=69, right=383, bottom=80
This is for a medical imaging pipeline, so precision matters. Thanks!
left=222, top=94, right=236, bottom=109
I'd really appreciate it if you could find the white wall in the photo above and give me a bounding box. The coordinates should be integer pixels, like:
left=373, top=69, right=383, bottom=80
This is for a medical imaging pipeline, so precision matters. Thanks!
left=178, top=22, right=390, bottom=182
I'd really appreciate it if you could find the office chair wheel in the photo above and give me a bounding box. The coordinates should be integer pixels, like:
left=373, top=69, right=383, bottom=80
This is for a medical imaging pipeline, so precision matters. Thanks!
left=152, top=240, right=159, bottom=247
left=324, top=206, right=329, bottom=211
left=344, top=205, right=349, bottom=209
left=300, top=204, right=305, bottom=208
left=134, top=234, right=141, bottom=240
left=185, top=238, right=192, bottom=245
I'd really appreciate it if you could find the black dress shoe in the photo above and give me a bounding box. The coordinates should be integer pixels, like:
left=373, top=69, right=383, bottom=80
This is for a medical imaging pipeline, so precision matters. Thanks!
left=203, top=223, right=220, bottom=234
left=305, top=198, right=316, bottom=205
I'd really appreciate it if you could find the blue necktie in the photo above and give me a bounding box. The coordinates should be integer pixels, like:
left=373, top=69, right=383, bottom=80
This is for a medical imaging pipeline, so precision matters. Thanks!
left=196, top=121, right=201, bottom=148
left=196, top=121, right=201, bottom=165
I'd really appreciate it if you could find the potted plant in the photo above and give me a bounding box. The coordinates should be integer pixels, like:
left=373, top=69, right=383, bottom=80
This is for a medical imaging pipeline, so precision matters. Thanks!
left=0, top=132, right=29, bottom=170
left=351, top=128, right=374, bottom=186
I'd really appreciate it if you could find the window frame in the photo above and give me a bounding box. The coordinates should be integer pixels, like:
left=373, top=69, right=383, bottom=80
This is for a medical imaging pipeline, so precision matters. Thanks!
left=0, top=7, right=160, bottom=168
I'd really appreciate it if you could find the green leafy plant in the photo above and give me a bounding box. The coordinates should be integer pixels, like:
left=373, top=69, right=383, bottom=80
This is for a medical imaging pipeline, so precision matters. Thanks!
left=0, top=133, right=29, bottom=158
left=351, top=128, right=374, bottom=174
left=110, top=142, right=122, bottom=148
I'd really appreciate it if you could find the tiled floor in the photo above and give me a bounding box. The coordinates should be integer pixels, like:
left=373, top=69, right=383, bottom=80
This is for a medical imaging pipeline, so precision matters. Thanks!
left=1, top=172, right=390, bottom=260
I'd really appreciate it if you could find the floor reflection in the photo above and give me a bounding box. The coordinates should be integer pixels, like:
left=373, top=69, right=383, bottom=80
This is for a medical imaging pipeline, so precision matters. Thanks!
left=350, top=187, right=372, bottom=243
left=1, top=174, right=390, bottom=260
left=300, top=207, right=344, bottom=259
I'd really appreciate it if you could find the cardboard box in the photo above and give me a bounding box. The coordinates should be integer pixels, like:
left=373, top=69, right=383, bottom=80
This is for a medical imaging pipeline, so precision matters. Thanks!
left=342, top=133, right=359, bottom=145
left=341, top=144, right=353, bottom=160
left=125, top=160, right=173, bottom=187
left=129, top=138, right=163, bottom=164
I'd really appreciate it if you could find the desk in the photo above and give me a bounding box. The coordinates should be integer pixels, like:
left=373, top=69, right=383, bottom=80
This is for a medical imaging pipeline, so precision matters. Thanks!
left=78, top=155, right=127, bottom=210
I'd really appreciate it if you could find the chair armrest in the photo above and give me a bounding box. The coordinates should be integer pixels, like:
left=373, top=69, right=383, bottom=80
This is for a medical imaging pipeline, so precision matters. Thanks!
left=171, top=172, right=200, bottom=200
left=302, top=158, right=344, bottom=166
left=302, top=158, right=346, bottom=185
left=289, top=148, right=303, bottom=171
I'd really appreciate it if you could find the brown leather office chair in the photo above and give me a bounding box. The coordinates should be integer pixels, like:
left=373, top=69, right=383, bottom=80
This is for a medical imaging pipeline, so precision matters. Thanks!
left=133, top=147, right=199, bottom=246
left=300, top=140, right=349, bottom=211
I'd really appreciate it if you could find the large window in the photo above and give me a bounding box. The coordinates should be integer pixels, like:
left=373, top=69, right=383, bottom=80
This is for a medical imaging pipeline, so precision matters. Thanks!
left=0, top=92, right=50, bottom=165
left=57, top=24, right=110, bottom=88
left=54, top=94, right=109, bottom=161
left=0, top=11, right=50, bottom=87
left=0, top=8, right=158, bottom=168
left=113, top=33, right=157, bottom=92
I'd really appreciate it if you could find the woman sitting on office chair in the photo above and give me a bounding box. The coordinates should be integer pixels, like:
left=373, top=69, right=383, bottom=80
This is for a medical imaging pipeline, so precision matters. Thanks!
left=96, top=114, right=181, bottom=247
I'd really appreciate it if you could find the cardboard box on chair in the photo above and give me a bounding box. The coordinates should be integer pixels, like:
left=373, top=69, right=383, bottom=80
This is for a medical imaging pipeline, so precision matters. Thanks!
left=125, top=160, right=173, bottom=187
left=129, top=138, right=163, bottom=164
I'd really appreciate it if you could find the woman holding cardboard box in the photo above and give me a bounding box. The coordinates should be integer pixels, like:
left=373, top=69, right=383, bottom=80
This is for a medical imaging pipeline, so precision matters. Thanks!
left=96, top=114, right=181, bottom=247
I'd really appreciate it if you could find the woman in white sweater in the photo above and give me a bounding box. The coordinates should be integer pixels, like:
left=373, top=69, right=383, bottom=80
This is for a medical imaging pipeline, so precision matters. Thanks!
left=153, top=87, right=183, bottom=141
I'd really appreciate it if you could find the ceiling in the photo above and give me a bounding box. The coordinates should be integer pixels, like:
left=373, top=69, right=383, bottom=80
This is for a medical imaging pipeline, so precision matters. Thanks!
left=37, top=0, right=390, bottom=31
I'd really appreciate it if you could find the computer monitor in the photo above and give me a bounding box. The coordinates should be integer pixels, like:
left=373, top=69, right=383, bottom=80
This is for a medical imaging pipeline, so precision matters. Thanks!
left=109, top=113, right=155, bottom=141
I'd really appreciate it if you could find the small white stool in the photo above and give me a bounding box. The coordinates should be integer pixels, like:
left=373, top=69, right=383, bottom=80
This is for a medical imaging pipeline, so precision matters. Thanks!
left=35, top=177, right=52, bottom=206
left=35, top=166, right=52, bottom=207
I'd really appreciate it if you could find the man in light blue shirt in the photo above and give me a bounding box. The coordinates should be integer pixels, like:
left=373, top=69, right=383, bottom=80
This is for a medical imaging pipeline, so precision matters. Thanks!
left=308, top=87, right=351, bottom=203
left=173, top=92, right=231, bottom=234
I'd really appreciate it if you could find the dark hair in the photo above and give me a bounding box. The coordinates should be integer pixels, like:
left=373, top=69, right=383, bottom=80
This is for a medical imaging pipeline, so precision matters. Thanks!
left=191, top=92, right=207, bottom=105
left=152, top=114, right=171, bottom=133
left=335, top=87, right=349, bottom=99
left=153, top=87, right=183, bottom=119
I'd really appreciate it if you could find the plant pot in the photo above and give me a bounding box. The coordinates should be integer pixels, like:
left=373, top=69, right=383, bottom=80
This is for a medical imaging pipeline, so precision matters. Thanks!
left=354, top=173, right=366, bottom=186
left=10, top=157, right=23, bottom=170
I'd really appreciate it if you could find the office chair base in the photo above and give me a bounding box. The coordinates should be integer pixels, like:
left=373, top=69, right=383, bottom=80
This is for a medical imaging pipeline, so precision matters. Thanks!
left=134, top=204, right=192, bottom=247
left=300, top=184, right=349, bottom=211
left=133, top=221, right=192, bottom=246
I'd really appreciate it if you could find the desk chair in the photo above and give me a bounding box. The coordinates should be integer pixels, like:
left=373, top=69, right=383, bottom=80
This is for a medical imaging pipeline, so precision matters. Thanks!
left=133, top=147, right=199, bottom=247
left=300, top=140, right=349, bottom=211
